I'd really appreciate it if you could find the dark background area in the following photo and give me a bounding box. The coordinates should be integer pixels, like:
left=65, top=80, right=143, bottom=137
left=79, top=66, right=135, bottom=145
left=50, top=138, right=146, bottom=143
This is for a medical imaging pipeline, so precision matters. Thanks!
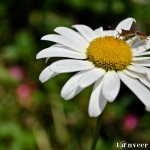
left=0, top=0, right=150, bottom=149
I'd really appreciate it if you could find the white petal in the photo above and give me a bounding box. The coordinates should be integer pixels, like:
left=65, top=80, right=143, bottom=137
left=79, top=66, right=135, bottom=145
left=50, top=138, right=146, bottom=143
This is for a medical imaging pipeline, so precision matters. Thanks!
left=39, top=66, right=58, bottom=83
left=45, top=44, right=77, bottom=63
left=132, top=42, right=150, bottom=54
left=36, top=47, right=87, bottom=59
left=102, top=71, right=120, bottom=102
left=41, top=34, right=85, bottom=52
left=125, top=68, right=150, bottom=87
left=72, top=25, right=97, bottom=42
left=147, top=73, right=150, bottom=81
left=88, top=78, right=107, bottom=117
left=49, top=59, right=94, bottom=73
left=139, top=78, right=150, bottom=89
left=114, top=18, right=136, bottom=36
left=45, top=57, right=50, bottom=63
left=47, top=44, right=81, bottom=54
left=146, top=106, right=150, bottom=111
left=131, top=49, right=137, bottom=55
left=127, top=65, right=147, bottom=74
left=127, top=37, right=144, bottom=48
left=78, top=68, right=105, bottom=88
left=61, top=71, right=85, bottom=100
left=132, top=60, right=150, bottom=67
left=124, top=70, right=140, bottom=79
left=118, top=71, right=150, bottom=108
left=54, top=27, right=89, bottom=49
left=50, top=43, right=64, bottom=47
left=103, top=30, right=114, bottom=36
left=133, top=51, right=150, bottom=57
left=94, top=27, right=103, bottom=37
left=133, top=57, right=150, bottom=61
left=50, top=43, right=76, bottom=50
left=132, top=48, right=146, bottom=55
left=124, top=70, right=150, bottom=89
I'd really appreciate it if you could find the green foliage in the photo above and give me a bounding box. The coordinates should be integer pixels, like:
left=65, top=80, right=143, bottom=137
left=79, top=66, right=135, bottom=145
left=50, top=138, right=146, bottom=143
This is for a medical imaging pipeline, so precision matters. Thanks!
left=0, top=0, right=150, bottom=149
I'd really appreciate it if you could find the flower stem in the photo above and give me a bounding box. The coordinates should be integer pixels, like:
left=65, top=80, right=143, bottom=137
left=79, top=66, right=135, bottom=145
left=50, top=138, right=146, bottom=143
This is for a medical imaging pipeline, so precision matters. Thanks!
left=91, top=116, right=101, bottom=150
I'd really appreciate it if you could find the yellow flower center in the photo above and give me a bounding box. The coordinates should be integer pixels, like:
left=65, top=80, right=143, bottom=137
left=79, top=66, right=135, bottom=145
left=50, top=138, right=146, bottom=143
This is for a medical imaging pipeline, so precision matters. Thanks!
left=87, top=36, right=132, bottom=71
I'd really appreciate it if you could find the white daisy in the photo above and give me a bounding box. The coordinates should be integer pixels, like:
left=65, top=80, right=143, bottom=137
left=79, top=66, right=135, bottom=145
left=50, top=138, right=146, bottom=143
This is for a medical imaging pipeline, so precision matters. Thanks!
left=36, top=18, right=150, bottom=117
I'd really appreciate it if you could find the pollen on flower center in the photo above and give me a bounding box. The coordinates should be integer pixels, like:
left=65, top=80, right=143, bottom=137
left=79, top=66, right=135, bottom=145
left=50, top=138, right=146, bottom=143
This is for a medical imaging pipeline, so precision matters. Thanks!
left=87, top=36, right=132, bottom=71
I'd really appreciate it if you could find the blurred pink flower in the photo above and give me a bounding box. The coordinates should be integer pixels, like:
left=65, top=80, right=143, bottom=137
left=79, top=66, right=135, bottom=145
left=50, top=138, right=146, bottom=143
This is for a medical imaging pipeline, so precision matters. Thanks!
left=9, top=65, right=25, bottom=81
left=123, top=114, right=138, bottom=131
left=16, top=84, right=32, bottom=100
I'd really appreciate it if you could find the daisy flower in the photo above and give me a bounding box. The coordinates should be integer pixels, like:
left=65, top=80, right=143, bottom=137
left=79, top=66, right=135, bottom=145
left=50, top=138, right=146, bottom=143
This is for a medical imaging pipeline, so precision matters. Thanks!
left=36, top=18, right=150, bottom=117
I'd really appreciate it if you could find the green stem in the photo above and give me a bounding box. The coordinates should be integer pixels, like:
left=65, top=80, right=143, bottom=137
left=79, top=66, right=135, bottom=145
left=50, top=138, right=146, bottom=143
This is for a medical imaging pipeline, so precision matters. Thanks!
left=91, top=116, right=101, bottom=150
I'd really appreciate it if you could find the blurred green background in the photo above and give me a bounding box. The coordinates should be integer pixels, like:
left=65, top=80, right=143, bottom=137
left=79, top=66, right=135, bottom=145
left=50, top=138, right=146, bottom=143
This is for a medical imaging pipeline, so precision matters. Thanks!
left=0, top=0, right=150, bottom=149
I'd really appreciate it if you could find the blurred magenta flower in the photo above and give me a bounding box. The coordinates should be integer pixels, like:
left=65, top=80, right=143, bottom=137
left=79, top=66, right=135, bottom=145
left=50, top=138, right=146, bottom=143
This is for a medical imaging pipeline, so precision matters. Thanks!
left=9, top=66, right=25, bottom=81
left=123, top=114, right=138, bottom=131
left=16, top=84, right=32, bottom=100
